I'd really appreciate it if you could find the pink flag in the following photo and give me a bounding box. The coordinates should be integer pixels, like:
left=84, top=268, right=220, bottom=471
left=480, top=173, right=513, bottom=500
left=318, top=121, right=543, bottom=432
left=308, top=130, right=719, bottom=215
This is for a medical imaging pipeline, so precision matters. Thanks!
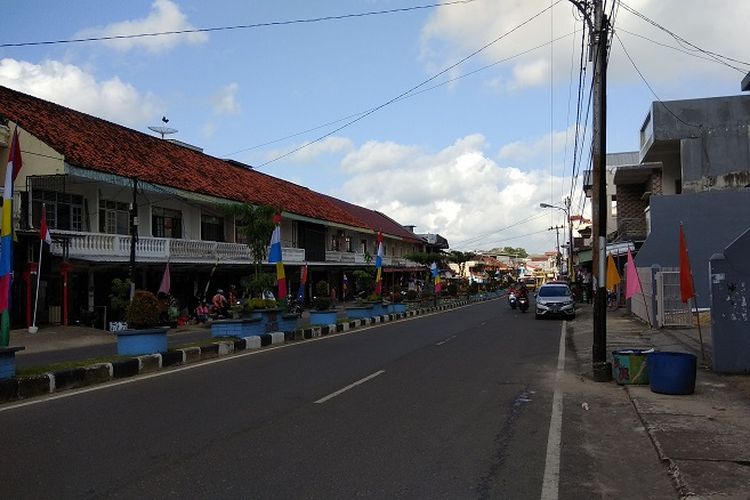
left=625, top=249, right=640, bottom=299
left=158, top=262, right=171, bottom=295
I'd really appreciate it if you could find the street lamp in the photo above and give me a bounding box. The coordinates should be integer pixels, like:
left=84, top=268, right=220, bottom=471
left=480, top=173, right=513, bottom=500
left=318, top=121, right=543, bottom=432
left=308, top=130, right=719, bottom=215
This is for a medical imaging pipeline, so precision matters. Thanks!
left=540, top=200, right=574, bottom=281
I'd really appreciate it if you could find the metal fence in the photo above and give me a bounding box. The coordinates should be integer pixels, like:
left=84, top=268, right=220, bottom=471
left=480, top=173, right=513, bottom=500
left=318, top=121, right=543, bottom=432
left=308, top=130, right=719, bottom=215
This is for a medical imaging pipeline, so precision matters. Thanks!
left=656, top=269, right=693, bottom=327
left=629, top=266, right=693, bottom=328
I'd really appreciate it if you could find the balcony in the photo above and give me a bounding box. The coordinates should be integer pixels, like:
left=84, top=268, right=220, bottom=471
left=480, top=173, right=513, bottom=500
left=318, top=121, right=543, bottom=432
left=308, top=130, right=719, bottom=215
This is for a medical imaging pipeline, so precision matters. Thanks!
left=49, top=230, right=306, bottom=264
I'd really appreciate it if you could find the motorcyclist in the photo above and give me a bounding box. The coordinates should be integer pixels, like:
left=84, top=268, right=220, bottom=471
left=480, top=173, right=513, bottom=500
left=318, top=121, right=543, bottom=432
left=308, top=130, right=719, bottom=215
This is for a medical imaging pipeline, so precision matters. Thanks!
left=516, top=282, right=529, bottom=300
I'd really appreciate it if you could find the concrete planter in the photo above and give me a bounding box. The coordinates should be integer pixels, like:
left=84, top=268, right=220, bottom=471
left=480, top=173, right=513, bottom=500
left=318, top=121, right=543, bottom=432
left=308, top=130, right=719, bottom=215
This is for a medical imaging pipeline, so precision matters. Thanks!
left=387, top=303, right=407, bottom=314
left=309, top=310, right=337, bottom=326
left=0, top=346, right=25, bottom=380
left=258, top=308, right=284, bottom=333
left=116, top=327, right=169, bottom=356
left=211, top=318, right=265, bottom=338
left=277, top=313, right=299, bottom=333
left=345, top=305, right=374, bottom=319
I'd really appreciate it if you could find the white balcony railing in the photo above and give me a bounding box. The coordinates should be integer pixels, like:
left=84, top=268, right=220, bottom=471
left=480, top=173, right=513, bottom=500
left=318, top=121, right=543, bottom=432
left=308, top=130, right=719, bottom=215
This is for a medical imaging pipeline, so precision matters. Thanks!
left=48, top=230, right=420, bottom=268
left=49, top=230, right=305, bottom=264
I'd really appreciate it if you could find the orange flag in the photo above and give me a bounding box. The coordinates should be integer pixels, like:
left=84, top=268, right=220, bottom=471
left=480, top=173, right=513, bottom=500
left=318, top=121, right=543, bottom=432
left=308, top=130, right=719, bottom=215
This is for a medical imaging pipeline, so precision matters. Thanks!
left=679, top=224, right=695, bottom=303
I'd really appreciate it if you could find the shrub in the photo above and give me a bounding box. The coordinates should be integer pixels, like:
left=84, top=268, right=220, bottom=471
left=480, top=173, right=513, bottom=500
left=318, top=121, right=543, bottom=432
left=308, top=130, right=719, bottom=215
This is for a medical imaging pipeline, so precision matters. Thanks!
left=313, top=280, right=331, bottom=311
left=243, top=297, right=267, bottom=313
left=367, top=293, right=381, bottom=302
left=126, top=290, right=161, bottom=329
left=405, top=290, right=418, bottom=301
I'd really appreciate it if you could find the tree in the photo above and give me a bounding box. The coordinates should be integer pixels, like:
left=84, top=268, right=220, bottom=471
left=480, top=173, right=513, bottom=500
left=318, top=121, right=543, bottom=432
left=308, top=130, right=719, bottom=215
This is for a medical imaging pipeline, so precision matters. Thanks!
left=448, top=250, right=477, bottom=280
left=501, top=246, right=528, bottom=258
left=405, top=251, right=447, bottom=267
left=224, top=203, right=276, bottom=279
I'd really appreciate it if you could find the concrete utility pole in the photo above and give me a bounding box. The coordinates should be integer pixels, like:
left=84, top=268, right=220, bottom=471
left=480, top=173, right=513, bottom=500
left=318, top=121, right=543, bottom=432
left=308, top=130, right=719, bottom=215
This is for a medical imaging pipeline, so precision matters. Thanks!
left=590, top=0, right=610, bottom=381
left=565, top=196, right=574, bottom=280
left=566, top=0, right=610, bottom=381
left=548, top=225, right=564, bottom=272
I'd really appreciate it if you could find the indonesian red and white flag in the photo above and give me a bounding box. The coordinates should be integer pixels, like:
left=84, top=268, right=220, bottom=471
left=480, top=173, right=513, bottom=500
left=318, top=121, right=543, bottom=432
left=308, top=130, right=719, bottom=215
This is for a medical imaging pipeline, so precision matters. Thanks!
left=39, top=209, right=52, bottom=245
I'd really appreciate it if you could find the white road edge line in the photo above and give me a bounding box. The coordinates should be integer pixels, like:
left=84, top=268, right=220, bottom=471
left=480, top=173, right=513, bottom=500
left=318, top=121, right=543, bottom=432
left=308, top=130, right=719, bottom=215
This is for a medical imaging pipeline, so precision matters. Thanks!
left=435, top=335, right=456, bottom=346
left=540, top=321, right=566, bottom=500
left=314, top=370, right=385, bottom=404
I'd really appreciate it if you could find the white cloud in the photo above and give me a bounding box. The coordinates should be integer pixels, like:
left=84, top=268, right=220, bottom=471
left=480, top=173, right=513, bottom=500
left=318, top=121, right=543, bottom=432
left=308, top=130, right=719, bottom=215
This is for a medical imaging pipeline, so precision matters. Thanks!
left=337, top=134, right=573, bottom=253
left=76, top=0, right=208, bottom=54
left=420, top=0, right=750, bottom=91
left=201, top=122, right=216, bottom=140
left=211, top=83, right=240, bottom=115
left=341, top=140, right=420, bottom=173
left=498, top=125, right=575, bottom=163
left=267, top=136, right=354, bottom=163
left=0, top=58, right=159, bottom=127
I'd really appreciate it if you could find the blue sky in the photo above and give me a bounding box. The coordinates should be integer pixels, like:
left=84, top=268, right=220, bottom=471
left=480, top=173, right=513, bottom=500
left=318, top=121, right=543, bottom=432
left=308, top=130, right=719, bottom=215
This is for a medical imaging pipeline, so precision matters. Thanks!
left=2, top=0, right=748, bottom=253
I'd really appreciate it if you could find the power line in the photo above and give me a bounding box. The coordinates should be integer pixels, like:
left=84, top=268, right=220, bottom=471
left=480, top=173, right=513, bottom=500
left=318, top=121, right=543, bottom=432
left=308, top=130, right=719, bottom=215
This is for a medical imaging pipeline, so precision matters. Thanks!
left=614, top=32, right=701, bottom=129
left=0, top=1, right=476, bottom=48
left=618, top=1, right=750, bottom=71
left=225, top=29, right=579, bottom=158
left=616, top=27, right=747, bottom=74
left=255, top=0, right=563, bottom=168
left=450, top=212, right=550, bottom=247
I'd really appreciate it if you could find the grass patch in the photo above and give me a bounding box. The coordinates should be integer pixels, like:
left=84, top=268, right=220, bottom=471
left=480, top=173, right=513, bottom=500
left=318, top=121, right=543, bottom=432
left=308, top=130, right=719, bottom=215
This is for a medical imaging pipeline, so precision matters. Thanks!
left=16, top=355, right=132, bottom=377
left=172, top=338, right=231, bottom=350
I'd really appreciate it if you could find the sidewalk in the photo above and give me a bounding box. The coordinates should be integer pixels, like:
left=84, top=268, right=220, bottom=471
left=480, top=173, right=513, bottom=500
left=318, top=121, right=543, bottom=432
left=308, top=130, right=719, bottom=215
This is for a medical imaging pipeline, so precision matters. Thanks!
left=569, top=305, right=750, bottom=498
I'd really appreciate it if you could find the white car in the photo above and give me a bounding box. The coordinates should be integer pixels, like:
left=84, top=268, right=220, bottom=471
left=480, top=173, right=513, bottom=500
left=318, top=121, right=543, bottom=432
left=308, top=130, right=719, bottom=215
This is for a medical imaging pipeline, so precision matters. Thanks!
left=535, top=283, right=576, bottom=319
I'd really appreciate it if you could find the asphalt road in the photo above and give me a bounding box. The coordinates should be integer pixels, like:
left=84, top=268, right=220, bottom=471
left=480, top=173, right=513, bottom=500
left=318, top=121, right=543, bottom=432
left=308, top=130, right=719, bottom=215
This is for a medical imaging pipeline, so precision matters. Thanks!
left=0, top=300, right=569, bottom=499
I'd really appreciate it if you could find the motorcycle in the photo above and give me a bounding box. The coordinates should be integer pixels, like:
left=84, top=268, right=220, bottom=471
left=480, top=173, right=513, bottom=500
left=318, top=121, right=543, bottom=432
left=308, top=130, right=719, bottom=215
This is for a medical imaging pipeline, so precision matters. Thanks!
left=518, top=295, right=529, bottom=313
left=286, top=296, right=304, bottom=318
left=508, top=292, right=518, bottom=309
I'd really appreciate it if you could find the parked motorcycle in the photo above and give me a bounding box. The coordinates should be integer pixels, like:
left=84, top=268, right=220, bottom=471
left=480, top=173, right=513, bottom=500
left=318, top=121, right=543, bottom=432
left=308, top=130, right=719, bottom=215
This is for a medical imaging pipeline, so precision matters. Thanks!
left=286, top=297, right=304, bottom=318
left=518, top=295, right=529, bottom=313
left=508, top=292, right=518, bottom=309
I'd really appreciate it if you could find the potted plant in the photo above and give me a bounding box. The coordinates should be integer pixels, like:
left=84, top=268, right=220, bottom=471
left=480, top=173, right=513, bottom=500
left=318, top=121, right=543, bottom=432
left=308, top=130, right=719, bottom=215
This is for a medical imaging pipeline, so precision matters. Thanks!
left=116, top=290, right=169, bottom=356
left=366, top=292, right=386, bottom=316
left=309, top=280, right=337, bottom=326
left=387, top=286, right=407, bottom=314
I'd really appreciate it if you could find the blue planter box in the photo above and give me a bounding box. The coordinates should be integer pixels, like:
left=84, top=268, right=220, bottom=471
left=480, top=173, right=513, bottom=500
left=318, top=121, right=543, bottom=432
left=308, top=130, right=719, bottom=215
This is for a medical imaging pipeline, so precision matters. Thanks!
left=277, top=314, right=299, bottom=332
left=0, top=346, right=25, bottom=380
left=368, top=303, right=385, bottom=316
left=309, top=310, right=337, bottom=326
left=211, top=318, right=265, bottom=338
left=387, top=303, right=407, bottom=314
left=116, top=327, right=169, bottom=356
left=345, top=306, right=374, bottom=319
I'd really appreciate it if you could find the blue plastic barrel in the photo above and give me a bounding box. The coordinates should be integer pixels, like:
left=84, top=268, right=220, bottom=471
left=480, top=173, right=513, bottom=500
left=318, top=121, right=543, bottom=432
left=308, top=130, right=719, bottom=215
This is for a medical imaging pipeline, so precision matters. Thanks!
left=647, top=351, right=697, bottom=395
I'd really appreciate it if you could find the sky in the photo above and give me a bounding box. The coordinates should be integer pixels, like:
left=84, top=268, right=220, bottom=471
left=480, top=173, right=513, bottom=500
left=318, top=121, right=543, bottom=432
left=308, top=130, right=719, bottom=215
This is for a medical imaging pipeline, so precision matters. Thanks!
left=1, top=0, right=748, bottom=254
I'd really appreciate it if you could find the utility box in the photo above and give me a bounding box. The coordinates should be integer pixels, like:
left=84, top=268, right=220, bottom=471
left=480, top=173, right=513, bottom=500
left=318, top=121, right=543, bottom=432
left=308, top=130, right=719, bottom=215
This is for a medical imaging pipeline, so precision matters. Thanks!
left=709, top=227, right=750, bottom=373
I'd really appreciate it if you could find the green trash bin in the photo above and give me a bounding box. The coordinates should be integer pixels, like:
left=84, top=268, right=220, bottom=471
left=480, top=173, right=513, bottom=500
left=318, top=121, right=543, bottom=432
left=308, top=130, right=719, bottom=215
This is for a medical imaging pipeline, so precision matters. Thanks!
left=612, top=349, right=652, bottom=385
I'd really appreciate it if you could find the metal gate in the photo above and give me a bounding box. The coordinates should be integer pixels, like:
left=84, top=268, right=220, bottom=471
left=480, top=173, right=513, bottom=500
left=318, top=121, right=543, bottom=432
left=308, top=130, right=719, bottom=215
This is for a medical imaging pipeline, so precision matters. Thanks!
left=656, top=270, right=693, bottom=327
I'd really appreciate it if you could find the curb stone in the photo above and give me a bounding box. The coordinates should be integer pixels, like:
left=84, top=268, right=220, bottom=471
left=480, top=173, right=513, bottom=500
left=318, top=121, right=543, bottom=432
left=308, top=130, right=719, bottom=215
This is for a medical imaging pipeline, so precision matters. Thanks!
left=0, top=296, right=503, bottom=403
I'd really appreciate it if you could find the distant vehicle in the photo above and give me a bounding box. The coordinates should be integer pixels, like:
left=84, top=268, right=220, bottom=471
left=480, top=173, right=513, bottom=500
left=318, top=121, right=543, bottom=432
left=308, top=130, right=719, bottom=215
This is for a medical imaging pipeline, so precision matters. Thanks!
left=535, top=282, right=576, bottom=319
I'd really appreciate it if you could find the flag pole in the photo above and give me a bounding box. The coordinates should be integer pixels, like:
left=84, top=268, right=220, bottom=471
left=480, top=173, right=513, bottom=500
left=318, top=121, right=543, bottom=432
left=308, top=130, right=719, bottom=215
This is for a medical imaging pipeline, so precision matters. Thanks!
left=690, top=282, right=706, bottom=364
left=636, top=270, right=653, bottom=329
left=30, top=209, right=46, bottom=333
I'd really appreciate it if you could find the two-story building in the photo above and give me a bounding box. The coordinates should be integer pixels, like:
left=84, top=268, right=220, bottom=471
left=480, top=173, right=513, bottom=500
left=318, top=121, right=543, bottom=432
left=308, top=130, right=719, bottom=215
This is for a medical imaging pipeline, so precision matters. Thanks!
left=0, top=85, right=425, bottom=327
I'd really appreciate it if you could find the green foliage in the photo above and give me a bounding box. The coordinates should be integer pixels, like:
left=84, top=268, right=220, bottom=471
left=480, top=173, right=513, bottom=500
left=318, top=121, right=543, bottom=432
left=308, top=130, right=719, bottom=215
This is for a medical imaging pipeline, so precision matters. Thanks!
left=109, top=278, right=132, bottom=322
left=405, top=289, right=418, bottom=301
left=405, top=251, right=447, bottom=266
left=367, top=293, right=381, bottom=302
left=224, top=203, right=277, bottom=277
left=243, top=297, right=278, bottom=312
left=447, top=282, right=458, bottom=297
left=501, top=246, right=528, bottom=258
left=126, top=290, right=161, bottom=329
left=353, top=269, right=374, bottom=296
left=313, top=280, right=331, bottom=311
left=468, top=282, right=480, bottom=295
left=244, top=273, right=276, bottom=298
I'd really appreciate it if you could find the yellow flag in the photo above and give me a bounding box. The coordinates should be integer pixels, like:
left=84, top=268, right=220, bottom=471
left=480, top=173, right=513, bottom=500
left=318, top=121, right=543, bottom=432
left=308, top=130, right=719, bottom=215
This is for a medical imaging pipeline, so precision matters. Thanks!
left=606, top=254, right=621, bottom=292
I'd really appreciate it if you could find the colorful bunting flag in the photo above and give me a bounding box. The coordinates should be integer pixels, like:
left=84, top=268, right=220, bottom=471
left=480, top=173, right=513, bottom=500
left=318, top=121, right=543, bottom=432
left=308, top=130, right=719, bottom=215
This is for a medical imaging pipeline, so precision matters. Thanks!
left=268, top=213, right=286, bottom=299
left=374, top=231, right=383, bottom=295
left=0, top=129, right=21, bottom=346
left=606, top=254, right=620, bottom=292
left=625, top=249, right=640, bottom=300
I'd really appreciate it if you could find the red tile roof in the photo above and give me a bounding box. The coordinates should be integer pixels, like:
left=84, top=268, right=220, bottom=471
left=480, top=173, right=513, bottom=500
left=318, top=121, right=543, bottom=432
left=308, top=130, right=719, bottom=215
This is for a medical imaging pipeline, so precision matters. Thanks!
left=323, top=195, right=423, bottom=244
left=0, top=85, right=373, bottom=230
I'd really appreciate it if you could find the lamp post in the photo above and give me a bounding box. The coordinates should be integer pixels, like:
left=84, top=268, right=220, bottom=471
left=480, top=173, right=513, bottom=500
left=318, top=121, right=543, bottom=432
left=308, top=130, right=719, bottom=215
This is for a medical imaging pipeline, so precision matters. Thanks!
left=540, top=200, right=574, bottom=281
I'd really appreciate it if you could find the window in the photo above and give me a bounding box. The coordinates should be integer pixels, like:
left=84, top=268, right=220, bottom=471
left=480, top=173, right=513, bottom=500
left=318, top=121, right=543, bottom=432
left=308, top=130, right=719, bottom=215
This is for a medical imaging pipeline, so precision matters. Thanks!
left=329, top=232, right=340, bottom=251
left=201, top=215, right=224, bottom=242
left=361, top=239, right=368, bottom=254
left=345, top=236, right=352, bottom=252
left=99, top=199, right=130, bottom=235
left=610, top=195, right=617, bottom=217
left=152, top=207, right=182, bottom=238
left=32, top=190, right=84, bottom=231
